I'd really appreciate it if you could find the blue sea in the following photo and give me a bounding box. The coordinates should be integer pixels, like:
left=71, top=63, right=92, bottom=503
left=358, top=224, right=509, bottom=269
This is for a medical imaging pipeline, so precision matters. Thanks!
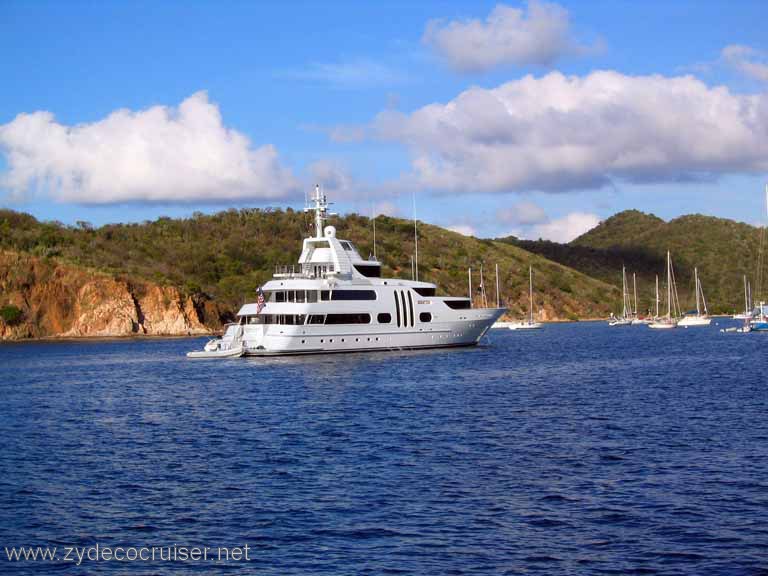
left=1, top=321, right=766, bottom=575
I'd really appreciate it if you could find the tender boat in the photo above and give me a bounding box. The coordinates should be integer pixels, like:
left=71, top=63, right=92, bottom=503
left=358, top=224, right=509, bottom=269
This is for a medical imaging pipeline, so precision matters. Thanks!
left=187, top=324, right=246, bottom=358
left=187, top=187, right=505, bottom=357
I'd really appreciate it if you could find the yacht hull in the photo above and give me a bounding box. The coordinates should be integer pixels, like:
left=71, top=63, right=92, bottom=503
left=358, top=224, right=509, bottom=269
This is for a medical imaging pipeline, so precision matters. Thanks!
left=241, top=309, right=503, bottom=356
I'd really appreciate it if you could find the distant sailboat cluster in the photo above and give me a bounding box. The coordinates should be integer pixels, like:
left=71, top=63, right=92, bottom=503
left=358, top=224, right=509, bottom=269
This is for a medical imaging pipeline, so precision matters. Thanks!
left=608, top=251, right=710, bottom=330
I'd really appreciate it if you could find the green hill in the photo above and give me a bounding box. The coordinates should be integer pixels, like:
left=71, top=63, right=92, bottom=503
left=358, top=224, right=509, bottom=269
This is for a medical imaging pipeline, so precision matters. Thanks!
left=501, top=210, right=763, bottom=315
left=0, top=208, right=620, bottom=324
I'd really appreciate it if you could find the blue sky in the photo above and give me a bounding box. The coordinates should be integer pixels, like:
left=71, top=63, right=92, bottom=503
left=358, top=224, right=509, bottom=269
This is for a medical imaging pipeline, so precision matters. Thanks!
left=1, top=0, right=767, bottom=241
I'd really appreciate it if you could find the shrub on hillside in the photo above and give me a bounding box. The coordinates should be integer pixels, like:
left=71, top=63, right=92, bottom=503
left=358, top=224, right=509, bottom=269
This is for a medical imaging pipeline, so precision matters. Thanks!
left=0, top=304, right=23, bottom=325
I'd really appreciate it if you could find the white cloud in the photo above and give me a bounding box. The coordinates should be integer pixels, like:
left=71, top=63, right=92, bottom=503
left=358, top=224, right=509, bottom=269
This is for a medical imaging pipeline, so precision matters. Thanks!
left=0, top=91, right=298, bottom=203
left=497, top=201, right=547, bottom=224
left=373, top=71, right=768, bottom=194
left=528, top=211, right=600, bottom=242
left=423, top=1, right=592, bottom=73
left=721, top=44, right=768, bottom=82
left=448, top=224, right=477, bottom=237
left=307, top=160, right=356, bottom=199
left=372, top=201, right=399, bottom=217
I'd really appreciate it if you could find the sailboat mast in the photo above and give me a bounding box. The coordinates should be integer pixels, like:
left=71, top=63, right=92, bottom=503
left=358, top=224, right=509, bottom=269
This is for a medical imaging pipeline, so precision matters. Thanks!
left=495, top=263, right=500, bottom=309
left=621, top=266, right=628, bottom=318
left=412, top=192, right=419, bottom=282
left=667, top=250, right=672, bottom=320
left=655, top=274, right=660, bottom=318
left=529, top=266, right=534, bottom=324
left=695, top=268, right=701, bottom=316
left=468, top=268, right=472, bottom=306
left=633, top=272, right=638, bottom=317
left=744, top=275, right=749, bottom=315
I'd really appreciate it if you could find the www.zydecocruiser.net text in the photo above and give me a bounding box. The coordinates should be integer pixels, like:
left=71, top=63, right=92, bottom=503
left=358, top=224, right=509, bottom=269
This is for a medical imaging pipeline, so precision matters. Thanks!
left=5, top=544, right=251, bottom=566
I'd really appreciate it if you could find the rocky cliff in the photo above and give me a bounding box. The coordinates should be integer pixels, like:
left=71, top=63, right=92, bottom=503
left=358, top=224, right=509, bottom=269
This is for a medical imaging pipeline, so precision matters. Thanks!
left=0, top=251, right=226, bottom=340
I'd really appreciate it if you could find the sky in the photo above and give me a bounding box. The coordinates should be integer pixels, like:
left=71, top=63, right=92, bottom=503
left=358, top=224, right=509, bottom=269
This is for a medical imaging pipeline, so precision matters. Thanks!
left=1, top=0, right=767, bottom=242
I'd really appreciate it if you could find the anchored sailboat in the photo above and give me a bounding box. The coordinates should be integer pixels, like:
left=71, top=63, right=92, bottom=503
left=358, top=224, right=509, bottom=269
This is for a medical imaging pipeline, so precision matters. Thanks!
left=508, top=266, right=542, bottom=330
left=608, top=266, right=633, bottom=326
left=678, top=268, right=711, bottom=326
left=649, top=251, right=681, bottom=329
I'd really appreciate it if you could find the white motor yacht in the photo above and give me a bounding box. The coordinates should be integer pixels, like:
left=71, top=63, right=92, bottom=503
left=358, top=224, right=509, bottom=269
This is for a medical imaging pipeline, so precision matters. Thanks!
left=187, top=187, right=505, bottom=357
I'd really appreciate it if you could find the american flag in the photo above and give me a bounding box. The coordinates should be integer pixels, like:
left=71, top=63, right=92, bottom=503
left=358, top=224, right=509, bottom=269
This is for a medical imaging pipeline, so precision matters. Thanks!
left=256, top=287, right=266, bottom=314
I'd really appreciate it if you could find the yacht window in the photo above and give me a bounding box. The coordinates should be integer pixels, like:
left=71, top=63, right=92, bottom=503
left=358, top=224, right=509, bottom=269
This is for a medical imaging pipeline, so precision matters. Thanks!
left=307, top=290, right=318, bottom=303
left=444, top=299, right=471, bottom=310
left=296, top=314, right=306, bottom=325
left=353, top=264, right=381, bottom=278
left=400, top=291, right=408, bottom=327
left=407, top=291, right=415, bottom=327
left=413, top=287, right=436, bottom=297
left=341, top=241, right=354, bottom=251
left=394, top=292, right=401, bottom=327
left=321, top=290, right=330, bottom=301
left=287, top=291, right=295, bottom=303
left=296, top=290, right=306, bottom=303
left=308, top=315, right=325, bottom=325
left=377, top=313, right=392, bottom=324
left=274, top=291, right=286, bottom=303
left=330, top=290, right=377, bottom=301
left=325, top=313, right=371, bottom=325
left=419, top=312, right=432, bottom=323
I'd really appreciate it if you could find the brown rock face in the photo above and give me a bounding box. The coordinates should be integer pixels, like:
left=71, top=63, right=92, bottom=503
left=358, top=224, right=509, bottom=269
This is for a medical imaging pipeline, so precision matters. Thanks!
left=137, top=285, right=208, bottom=335
left=0, top=251, right=220, bottom=340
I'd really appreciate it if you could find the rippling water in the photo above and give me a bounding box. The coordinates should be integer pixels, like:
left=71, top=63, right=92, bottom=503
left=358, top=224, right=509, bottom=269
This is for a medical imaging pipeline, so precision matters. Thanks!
left=1, top=321, right=767, bottom=575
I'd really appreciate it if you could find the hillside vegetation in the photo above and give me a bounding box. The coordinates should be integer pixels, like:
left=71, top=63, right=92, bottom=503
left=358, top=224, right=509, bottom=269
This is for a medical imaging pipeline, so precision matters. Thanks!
left=0, top=208, right=620, bottom=323
left=502, top=210, right=764, bottom=315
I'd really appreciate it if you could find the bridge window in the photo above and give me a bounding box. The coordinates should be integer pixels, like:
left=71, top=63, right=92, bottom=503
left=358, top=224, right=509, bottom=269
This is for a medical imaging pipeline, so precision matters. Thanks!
left=325, top=313, right=371, bottom=325
left=308, top=315, right=325, bottom=325
left=328, top=290, right=377, bottom=301
left=444, top=299, right=471, bottom=310
left=353, top=264, right=381, bottom=278
left=414, top=287, right=436, bottom=297
left=377, top=313, right=392, bottom=324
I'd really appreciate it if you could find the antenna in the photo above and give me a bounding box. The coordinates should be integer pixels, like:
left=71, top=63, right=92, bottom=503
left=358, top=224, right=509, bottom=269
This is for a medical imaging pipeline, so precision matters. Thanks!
left=412, top=191, right=419, bottom=282
left=468, top=267, right=472, bottom=306
left=372, top=204, right=377, bottom=261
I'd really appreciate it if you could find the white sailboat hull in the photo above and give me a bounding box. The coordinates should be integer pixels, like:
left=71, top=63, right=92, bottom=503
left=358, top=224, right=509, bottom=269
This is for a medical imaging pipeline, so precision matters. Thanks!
left=648, top=320, right=677, bottom=329
left=507, top=321, right=542, bottom=330
left=678, top=316, right=712, bottom=327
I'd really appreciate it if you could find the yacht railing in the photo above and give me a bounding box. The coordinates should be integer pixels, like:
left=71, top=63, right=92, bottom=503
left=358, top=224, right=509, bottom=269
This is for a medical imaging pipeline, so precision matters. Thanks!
left=273, top=264, right=336, bottom=279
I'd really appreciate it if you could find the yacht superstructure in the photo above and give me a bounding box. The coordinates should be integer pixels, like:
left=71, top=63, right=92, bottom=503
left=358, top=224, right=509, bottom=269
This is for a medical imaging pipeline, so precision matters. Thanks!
left=188, top=187, right=505, bottom=357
